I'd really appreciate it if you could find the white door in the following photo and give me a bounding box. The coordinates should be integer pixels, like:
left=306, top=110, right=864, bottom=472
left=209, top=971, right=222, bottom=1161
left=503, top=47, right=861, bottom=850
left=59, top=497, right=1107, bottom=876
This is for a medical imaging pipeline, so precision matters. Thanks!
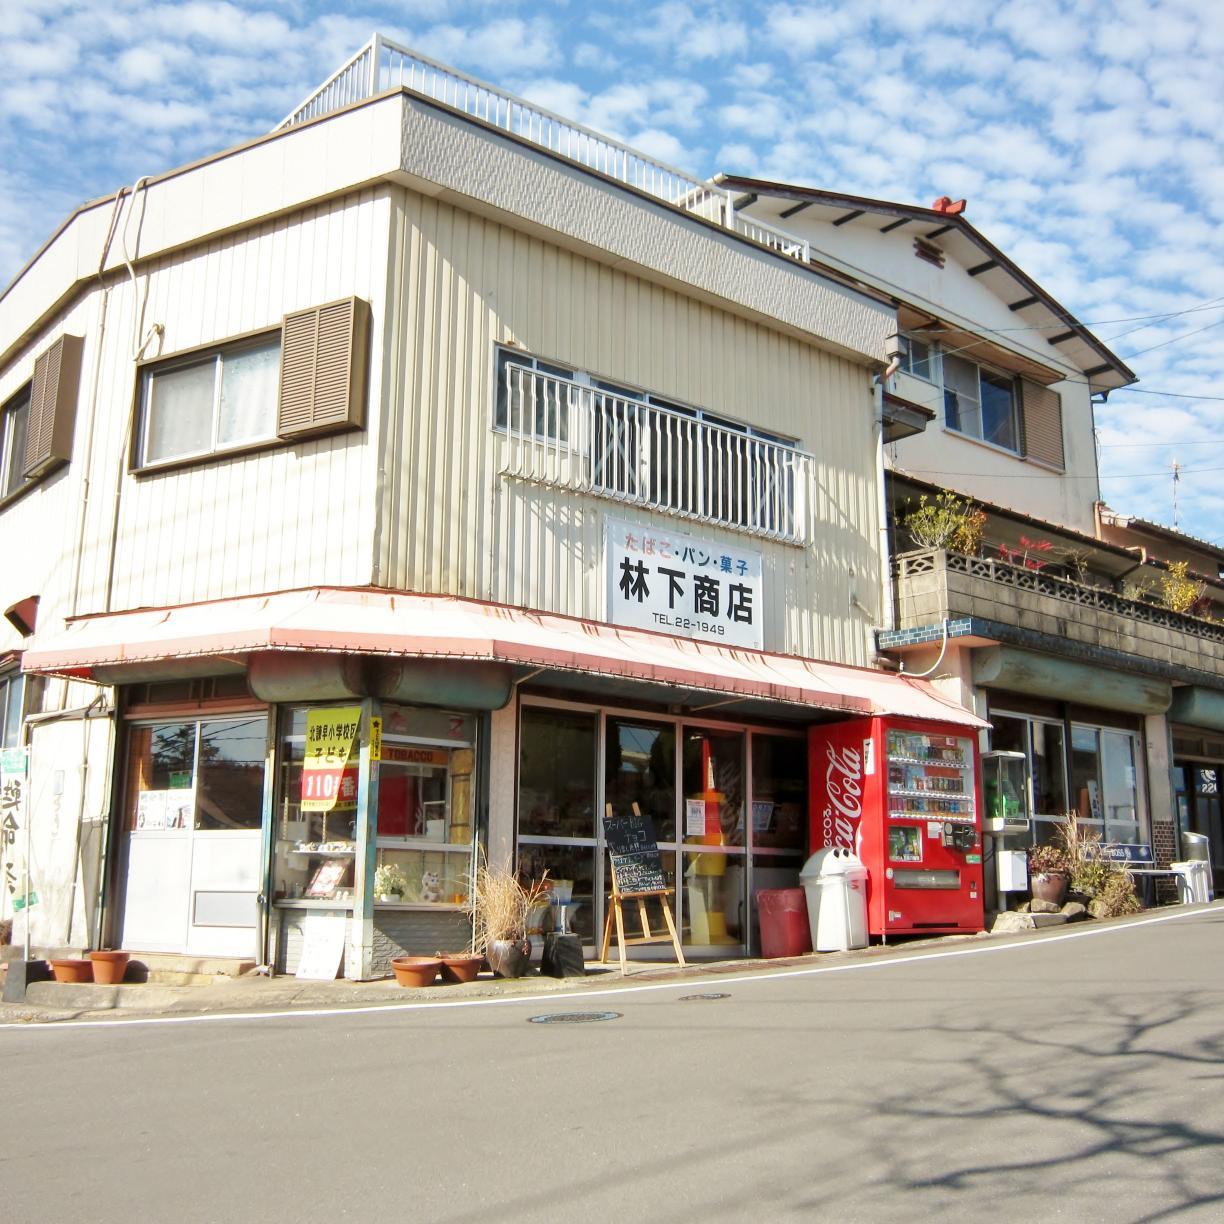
left=120, top=716, right=268, bottom=958
left=186, top=830, right=262, bottom=958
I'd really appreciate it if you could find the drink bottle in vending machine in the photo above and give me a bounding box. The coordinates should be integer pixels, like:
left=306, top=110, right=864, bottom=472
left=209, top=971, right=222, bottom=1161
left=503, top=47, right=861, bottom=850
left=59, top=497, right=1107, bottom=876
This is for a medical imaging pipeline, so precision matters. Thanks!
left=808, top=716, right=984, bottom=938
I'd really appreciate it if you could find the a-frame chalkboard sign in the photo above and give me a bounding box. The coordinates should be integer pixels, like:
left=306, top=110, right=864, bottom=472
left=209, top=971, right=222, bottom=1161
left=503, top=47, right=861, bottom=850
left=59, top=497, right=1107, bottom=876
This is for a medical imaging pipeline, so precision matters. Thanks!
left=600, top=802, right=686, bottom=975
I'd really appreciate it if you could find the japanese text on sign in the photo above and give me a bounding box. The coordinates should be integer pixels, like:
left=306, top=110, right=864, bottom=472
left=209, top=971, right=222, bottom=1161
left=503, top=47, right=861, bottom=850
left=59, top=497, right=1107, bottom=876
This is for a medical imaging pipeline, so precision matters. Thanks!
left=301, top=707, right=361, bottom=812
left=605, top=517, right=763, bottom=649
left=1, top=749, right=35, bottom=913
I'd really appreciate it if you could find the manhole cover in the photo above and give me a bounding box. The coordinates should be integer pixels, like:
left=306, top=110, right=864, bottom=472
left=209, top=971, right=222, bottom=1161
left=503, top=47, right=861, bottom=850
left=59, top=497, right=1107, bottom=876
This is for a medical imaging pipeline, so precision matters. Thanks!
left=679, top=992, right=730, bottom=1001
left=527, top=1010, right=622, bottom=1024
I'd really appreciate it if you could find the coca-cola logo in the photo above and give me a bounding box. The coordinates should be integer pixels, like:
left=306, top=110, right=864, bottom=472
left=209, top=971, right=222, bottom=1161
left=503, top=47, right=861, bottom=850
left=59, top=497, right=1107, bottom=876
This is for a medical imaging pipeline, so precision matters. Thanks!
left=821, top=742, right=863, bottom=852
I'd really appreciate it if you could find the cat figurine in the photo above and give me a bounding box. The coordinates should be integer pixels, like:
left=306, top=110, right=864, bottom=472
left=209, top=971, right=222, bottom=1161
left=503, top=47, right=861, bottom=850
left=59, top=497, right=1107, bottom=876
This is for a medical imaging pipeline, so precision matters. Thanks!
left=420, top=870, right=443, bottom=903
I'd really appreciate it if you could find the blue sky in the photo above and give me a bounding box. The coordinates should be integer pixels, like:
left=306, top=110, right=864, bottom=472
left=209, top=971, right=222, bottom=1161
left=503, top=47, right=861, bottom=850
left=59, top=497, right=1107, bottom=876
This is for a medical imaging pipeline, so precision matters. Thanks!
left=2, top=0, right=1222, bottom=546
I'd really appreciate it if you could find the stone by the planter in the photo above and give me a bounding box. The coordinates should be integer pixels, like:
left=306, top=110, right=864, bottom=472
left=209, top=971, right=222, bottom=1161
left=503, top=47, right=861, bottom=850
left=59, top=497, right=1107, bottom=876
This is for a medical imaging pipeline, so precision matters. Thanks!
left=992, top=910, right=1069, bottom=934
left=1089, top=899, right=1111, bottom=919
left=1016, top=901, right=1031, bottom=912
left=1030, top=898, right=1062, bottom=914
left=1061, top=901, right=1089, bottom=921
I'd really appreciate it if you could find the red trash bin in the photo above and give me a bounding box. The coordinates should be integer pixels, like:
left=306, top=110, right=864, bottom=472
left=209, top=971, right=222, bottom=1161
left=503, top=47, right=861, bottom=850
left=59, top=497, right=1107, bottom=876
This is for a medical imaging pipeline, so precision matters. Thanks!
left=756, top=888, right=813, bottom=958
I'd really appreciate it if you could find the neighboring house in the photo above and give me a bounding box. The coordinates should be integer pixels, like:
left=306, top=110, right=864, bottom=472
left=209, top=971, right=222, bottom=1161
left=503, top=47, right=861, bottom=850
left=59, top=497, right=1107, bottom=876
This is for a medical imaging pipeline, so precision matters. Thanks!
left=0, top=38, right=978, bottom=977
left=726, top=179, right=1224, bottom=895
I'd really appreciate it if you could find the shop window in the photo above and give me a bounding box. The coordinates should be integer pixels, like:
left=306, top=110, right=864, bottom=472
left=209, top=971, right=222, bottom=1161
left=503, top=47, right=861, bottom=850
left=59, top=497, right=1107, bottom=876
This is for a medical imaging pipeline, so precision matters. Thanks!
left=681, top=728, right=745, bottom=948
left=135, top=297, right=369, bottom=469
left=518, top=707, right=598, bottom=838
left=991, top=711, right=1069, bottom=845
left=750, top=734, right=807, bottom=851
left=127, top=717, right=266, bottom=832
left=606, top=718, right=676, bottom=842
left=1071, top=724, right=1143, bottom=843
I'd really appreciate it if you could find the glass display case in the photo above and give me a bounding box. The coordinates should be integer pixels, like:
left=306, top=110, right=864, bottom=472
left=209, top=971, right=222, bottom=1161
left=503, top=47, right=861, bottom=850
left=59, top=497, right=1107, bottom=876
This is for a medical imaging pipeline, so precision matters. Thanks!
left=374, top=733, right=476, bottom=908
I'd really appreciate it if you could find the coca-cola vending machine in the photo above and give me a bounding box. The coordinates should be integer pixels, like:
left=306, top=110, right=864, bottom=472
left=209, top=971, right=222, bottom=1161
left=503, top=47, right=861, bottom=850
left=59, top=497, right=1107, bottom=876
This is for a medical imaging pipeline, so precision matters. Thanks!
left=809, top=717, right=984, bottom=937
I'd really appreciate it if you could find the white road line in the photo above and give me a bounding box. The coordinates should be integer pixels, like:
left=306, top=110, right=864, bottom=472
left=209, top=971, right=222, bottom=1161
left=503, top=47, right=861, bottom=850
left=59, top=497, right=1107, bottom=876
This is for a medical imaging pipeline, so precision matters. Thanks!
left=1, top=903, right=1218, bottom=1035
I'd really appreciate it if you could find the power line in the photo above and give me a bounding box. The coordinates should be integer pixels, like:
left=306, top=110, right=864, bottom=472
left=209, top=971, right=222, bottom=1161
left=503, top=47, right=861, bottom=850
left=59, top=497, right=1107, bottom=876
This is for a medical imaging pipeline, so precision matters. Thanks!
left=1121, top=315, right=1224, bottom=360
left=1100, top=437, right=1223, bottom=448
left=900, top=464, right=1224, bottom=481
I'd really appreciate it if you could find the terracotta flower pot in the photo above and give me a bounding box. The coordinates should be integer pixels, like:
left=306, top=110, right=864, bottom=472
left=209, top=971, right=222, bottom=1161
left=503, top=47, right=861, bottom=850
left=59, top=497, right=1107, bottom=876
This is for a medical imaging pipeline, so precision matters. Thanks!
left=485, top=937, right=532, bottom=978
left=89, top=950, right=130, bottom=985
left=437, top=954, right=481, bottom=984
left=390, top=956, right=440, bottom=988
left=50, top=957, right=93, bottom=984
left=1031, top=871, right=1069, bottom=905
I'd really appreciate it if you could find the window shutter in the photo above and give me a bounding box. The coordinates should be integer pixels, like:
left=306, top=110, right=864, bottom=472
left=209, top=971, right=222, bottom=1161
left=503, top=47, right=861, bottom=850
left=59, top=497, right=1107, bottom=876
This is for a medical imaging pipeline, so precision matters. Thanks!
left=1020, top=379, right=1064, bottom=469
left=277, top=297, right=370, bottom=439
left=24, top=334, right=83, bottom=479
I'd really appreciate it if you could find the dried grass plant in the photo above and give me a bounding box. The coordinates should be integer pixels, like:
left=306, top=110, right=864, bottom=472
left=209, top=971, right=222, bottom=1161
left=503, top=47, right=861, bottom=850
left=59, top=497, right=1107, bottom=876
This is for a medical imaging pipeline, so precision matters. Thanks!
left=1054, top=813, right=1141, bottom=917
left=465, top=851, right=550, bottom=954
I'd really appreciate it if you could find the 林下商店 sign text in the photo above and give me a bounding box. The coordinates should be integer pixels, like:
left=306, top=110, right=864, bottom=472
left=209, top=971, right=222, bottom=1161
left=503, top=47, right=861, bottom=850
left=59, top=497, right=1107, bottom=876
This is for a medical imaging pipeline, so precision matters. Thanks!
left=605, top=518, right=763, bottom=650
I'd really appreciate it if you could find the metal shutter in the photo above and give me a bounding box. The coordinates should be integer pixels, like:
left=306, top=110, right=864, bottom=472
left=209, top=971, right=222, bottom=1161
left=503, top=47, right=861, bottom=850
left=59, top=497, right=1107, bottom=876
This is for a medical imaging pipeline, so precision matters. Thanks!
left=1020, top=379, right=1064, bottom=470
left=276, top=297, right=370, bottom=439
left=24, top=334, right=83, bottom=479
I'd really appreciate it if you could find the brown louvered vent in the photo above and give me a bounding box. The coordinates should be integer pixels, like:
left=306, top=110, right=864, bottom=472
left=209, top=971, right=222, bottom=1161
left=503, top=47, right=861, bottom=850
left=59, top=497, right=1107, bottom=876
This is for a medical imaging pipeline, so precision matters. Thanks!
left=1020, top=378, right=1064, bottom=469
left=277, top=297, right=370, bottom=440
left=25, top=334, right=83, bottom=479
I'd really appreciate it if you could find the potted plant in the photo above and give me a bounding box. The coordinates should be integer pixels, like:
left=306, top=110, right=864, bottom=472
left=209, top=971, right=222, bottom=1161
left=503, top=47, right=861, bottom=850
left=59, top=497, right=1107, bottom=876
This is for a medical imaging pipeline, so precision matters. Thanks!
left=466, top=853, right=550, bottom=978
left=1028, top=840, right=1073, bottom=905
left=435, top=948, right=482, bottom=984
left=89, top=949, right=131, bottom=985
left=374, top=862, right=409, bottom=903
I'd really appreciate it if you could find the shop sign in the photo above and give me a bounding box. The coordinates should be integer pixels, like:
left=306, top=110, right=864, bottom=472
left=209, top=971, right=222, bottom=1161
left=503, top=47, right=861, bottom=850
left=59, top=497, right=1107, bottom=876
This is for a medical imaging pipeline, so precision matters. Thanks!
left=301, top=706, right=361, bottom=812
left=382, top=744, right=450, bottom=767
left=1, top=747, right=28, bottom=776
left=604, top=517, right=763, bottom=650
left=1, top=752, right=34, bottom=912
left=369, top=717, right=382, bottom=762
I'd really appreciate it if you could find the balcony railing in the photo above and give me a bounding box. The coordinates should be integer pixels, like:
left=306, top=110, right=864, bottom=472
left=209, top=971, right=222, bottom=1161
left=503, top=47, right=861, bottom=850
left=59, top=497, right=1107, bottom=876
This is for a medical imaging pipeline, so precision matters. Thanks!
left=497, top=366, right=813, bottom=544
left=278, top=35, right=809, bottom=265
left=894, top=548, right=1224, bottom=648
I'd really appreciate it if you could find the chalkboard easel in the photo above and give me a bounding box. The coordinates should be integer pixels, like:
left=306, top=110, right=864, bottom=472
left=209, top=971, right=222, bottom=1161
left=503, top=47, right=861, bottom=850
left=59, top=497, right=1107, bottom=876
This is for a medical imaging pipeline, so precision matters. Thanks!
left=600, top=803, right=686, bottom=975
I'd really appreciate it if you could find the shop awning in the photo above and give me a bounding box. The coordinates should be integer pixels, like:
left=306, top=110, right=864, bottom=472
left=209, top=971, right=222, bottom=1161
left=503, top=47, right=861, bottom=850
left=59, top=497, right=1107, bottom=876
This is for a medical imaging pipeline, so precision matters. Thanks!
left=22, top=587, right=985, bottom=727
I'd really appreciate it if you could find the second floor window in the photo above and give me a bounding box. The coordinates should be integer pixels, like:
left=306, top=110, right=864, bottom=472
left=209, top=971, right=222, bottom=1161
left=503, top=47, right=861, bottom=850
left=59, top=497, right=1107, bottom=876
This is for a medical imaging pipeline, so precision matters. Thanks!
left=138, top=336, right=281, bottom=467
left=494, top=347, right=807, bottom=541
left=0, top=389, right=31, bottom=499
left=898, top=333, right=1021, bottom=454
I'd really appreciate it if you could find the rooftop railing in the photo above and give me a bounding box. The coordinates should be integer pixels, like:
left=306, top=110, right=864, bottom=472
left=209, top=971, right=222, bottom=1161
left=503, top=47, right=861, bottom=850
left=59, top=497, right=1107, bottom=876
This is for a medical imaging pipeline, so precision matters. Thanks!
left=278, top=35, right=809, bottom=264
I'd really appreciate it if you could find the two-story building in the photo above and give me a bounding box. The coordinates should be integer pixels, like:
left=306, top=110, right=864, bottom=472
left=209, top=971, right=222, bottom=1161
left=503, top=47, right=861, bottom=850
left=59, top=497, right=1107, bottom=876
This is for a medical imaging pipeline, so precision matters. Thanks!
left=0, top=38, right=983, bottom=978
left=725, top=180, right=1224, bottom=897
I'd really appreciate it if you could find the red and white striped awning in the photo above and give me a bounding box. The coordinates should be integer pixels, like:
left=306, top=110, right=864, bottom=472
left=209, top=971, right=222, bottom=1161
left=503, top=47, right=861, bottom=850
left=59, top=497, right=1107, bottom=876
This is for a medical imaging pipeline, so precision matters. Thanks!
left=22, top=586, right=985, bottom=727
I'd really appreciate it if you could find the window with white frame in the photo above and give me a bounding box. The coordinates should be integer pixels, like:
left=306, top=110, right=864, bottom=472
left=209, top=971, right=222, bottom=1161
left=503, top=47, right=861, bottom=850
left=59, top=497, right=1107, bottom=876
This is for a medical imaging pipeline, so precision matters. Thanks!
left=494, top=346, right=802, bottom=538
left=0, top=388, right=30, bottom=499
left=138, top=336, right=281, bottom=467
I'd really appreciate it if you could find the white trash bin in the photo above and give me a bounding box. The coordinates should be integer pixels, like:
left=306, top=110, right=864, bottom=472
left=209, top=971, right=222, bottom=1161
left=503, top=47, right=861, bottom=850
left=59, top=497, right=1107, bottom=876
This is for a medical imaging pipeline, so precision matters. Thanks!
left=800, top=848, right=869, bottom=952
left=799, top=849, right=835, bottom=950
left=1170, top=860, right=1212, bottom=905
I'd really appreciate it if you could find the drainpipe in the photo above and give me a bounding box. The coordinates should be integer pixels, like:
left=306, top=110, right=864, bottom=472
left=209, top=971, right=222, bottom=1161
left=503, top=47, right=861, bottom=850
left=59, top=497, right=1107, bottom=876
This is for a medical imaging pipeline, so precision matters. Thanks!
left=872, top=340, right=905, bottom=643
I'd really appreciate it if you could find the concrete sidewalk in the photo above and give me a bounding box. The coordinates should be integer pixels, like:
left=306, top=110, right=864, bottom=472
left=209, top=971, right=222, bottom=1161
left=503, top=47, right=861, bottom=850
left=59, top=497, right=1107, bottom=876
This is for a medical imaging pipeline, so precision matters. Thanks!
left=2, top=903, right=1216, bottom=1025
left=0, top=933, right=984, bottom=1024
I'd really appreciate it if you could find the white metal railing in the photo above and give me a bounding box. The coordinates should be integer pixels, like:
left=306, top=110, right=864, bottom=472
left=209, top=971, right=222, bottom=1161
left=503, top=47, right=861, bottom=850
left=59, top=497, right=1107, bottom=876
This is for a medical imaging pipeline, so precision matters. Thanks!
left=496, top=366, right=812, bottom=544
left=277, top=35, right=809, bottom=264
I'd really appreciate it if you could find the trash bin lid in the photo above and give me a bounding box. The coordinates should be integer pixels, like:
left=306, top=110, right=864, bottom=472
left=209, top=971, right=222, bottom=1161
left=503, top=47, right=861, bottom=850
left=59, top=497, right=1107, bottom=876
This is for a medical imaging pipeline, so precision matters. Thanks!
left=801, top=848, right=860, bottom=879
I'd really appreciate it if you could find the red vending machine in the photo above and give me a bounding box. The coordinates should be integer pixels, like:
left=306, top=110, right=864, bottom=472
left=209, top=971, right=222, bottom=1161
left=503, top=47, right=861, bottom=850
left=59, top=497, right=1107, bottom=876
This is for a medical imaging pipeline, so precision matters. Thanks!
left=808, top=717, right=984, bottom=938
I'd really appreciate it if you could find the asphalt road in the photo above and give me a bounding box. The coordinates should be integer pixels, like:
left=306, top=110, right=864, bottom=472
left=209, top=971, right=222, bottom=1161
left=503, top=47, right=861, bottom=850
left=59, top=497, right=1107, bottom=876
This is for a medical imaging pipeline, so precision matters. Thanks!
left=3, top=908, right=1223, bottom=1223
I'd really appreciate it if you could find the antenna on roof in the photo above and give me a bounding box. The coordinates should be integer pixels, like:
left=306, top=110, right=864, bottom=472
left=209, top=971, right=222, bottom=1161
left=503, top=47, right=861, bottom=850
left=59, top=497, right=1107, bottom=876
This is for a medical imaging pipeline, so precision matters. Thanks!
left=1172, top=459, right=1181, bottom=530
